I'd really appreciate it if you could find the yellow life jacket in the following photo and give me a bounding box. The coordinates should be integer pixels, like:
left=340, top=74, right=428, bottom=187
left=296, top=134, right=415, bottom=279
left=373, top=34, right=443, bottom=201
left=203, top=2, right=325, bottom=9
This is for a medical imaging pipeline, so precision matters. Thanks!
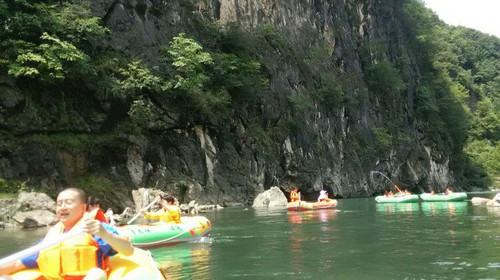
left=165, top=205, right=181, bottom=224
left=37, top=216, right=107, bottom=280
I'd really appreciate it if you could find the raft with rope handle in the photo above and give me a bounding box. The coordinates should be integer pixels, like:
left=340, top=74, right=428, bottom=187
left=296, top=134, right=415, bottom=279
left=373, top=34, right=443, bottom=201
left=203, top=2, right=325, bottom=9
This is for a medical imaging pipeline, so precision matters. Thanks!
left=117, top=216, right=211, bottom=249
left=375, top=194, right=419, bottom=203
left=420, top=192, right=467, bottom=202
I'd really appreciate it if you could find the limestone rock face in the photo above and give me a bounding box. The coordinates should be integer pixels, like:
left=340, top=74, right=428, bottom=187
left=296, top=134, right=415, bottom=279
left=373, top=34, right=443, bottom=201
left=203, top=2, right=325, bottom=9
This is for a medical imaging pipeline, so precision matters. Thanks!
left=0, top=0, right=476, bottom=214
left=252, top=186, right=287, bottom=208
left=13, top=210, right=57, bottom=228
left=16, top=192, right=56, bottom=212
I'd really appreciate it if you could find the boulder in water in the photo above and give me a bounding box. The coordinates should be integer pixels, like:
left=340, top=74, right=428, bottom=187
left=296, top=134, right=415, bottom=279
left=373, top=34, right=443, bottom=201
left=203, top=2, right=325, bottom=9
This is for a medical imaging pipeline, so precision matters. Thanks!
left=471, top=197, right=491, bottom=205
left=13, top=210, right=57, bottom=228
left=252, top=187, right=287, bottom=208
left=16, top=192, right=55, bottom=212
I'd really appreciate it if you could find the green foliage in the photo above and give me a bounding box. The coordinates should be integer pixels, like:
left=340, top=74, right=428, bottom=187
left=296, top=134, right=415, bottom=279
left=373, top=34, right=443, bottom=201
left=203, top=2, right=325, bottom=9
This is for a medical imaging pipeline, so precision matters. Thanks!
left=402, top=0, right=500, bottom=188
left=415, top=84, right=439, bottom=118
left=24, top=131, right=127, bottom=153
left=115, top=31, right=267, bottom=130
left=257, top=24, right=293, bottom=54
left=0, top=178, right=26, bottom=193
left=0, top=193, right=17, bottom=199
left=471, top=98, right=500, bottom=141
left=167, top=33, right=213, bottom=91
left=365, top=59, right=406, bottom=97
left=287, top=92, right=314, bottom=113
left=75, top=175, right=119, bottom=208
left=465, top=140, right=499, bottom=188
left=162, top=33, right=231, bottom=126
left=117, top=60, right=161, bottom=98
left=8, top=32, right=88, bottom=82
left=1, top=1, right=108, bottom=84
left=373, top=127, right=391, bottom=152
left=312, top=73, right=344, bottom=112
left=210, top=53, right=267, bottom=105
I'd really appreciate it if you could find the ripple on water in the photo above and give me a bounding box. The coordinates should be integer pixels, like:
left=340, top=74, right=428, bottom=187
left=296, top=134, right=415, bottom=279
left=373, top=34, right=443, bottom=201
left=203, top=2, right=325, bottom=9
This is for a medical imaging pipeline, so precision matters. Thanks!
left=487, top=263, right=500, bottom=269
left=432, top=261, right=455, bottom=266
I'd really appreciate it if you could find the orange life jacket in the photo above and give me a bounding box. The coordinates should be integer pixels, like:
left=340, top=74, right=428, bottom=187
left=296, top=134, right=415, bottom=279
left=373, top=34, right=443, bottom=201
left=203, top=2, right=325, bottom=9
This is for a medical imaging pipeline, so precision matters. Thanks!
left=37, top=215, right=108, bottom=280
left=290, top=191, right=299, bottom=202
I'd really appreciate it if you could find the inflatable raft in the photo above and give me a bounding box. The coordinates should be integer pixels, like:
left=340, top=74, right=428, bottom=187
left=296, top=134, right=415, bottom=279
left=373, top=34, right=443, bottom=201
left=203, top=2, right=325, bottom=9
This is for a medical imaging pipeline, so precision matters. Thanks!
left=420, top=192, right=467, bottom=202
left=117, top=216, right=211, bottom=249
left=287, top=199, right=338, bottom=211
left=375, top=194, right=419, bottom=203
left=11, top=247, right=166, bottom=280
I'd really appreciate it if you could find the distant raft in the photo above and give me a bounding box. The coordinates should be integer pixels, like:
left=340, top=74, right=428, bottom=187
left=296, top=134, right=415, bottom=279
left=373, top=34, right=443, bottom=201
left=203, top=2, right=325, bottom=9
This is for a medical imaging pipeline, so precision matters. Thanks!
left=287, top=199, right=338, bottom=211
left=375, top=194, right=419, bottom=203
left=420, top=192, right=467, bottom=202
left=117, top=216, right=211, bottom=249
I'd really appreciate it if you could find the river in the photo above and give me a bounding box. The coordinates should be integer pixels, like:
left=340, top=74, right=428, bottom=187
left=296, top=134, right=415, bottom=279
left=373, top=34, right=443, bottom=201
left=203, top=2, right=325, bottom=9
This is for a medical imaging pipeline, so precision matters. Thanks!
left=1, top=193, right=499, bottom=279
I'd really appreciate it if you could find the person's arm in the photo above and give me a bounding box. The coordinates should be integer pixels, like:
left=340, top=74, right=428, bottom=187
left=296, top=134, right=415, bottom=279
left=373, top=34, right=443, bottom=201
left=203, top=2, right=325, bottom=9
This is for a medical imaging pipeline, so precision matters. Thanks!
left=83, top=218, right=134, bottom=256
left=0, top=260, right=27, bottom=275
left=142, top=209, right=164, bottom=220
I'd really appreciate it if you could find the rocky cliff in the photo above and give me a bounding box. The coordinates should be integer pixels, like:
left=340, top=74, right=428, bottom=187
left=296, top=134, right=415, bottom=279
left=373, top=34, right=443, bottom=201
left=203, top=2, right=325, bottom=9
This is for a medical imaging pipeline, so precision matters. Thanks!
left=0, top=0, right=464, bottom=209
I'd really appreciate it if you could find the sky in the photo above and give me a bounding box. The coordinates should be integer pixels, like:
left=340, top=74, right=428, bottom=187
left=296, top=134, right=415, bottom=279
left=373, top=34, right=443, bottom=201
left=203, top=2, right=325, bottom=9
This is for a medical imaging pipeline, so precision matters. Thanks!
left=423, top=0, right=500, bottom=38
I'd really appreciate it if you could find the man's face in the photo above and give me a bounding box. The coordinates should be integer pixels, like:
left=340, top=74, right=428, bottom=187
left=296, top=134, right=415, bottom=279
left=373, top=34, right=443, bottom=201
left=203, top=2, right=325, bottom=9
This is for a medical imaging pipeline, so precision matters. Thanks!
left=56, top=190, right=86, bottom=226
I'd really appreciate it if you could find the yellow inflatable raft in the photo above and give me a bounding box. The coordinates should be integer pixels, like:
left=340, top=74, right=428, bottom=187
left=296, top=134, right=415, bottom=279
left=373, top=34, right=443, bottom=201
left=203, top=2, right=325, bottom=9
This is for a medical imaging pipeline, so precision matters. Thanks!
left=10, top=247, right=166, bottom=280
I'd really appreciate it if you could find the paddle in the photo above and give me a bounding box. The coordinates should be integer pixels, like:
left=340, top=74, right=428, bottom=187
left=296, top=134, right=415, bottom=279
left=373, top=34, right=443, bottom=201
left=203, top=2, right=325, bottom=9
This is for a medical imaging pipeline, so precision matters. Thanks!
left=0, top=227, right=84, bottom=267
left=127, top=192, right=160, bottom=225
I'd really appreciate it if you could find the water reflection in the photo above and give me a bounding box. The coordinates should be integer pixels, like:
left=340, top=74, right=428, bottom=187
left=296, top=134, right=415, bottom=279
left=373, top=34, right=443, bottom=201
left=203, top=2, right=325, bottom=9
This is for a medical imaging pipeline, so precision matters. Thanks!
left=486, top=206, right=500, bottom=217
left=0, top=228, right=47, bottom=258
left=151, top=243, right=211, bottom=280
left=287, top=209, right=338, bottom=224
left=253, top=207, right=286, bottom=217
left=376, top=202, right=419, bottom=214
left=421, top=202, right=467, bottom=216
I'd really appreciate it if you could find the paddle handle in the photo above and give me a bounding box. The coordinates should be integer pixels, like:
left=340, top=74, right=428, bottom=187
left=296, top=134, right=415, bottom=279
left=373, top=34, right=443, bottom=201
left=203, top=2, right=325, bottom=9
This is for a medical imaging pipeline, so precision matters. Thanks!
left=127, top=197, right=159, bottom=225
left=0, top=227, right=84, bottom=267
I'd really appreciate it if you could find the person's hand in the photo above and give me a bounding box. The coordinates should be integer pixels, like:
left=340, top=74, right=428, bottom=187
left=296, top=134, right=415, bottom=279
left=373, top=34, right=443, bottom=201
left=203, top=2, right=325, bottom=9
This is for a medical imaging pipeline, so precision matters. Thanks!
left=83, top=218, right=105, bottom=237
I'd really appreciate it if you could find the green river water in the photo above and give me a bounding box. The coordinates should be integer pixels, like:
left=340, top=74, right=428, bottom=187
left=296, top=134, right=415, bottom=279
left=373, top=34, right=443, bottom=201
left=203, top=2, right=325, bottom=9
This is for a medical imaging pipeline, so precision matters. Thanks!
left=1, top=193, right=499, bottom=279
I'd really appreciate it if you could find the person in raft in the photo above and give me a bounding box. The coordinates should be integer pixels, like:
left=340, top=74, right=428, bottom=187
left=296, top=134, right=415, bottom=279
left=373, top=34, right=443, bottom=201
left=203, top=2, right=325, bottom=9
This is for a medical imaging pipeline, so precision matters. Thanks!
left=0, top=187, right=134, bottom=280
left=318, top=190, right=329, bottom=202
left=87, top=196, right=109, bottom=224
left=290, top=187, right=300, bottom=202
left=445, top=187, right=453, bottom=195
left=141, top=195, right=181, bottom=224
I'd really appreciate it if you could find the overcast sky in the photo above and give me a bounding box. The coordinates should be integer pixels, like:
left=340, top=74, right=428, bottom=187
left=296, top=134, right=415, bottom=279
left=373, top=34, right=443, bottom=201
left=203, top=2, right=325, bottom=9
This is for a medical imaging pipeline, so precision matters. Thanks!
left=423, top=0, right=500, bottom=38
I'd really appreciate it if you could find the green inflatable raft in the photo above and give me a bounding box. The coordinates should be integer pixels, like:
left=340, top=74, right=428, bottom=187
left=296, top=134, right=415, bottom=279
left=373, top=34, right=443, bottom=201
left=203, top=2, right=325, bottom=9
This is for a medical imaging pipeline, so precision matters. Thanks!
left=420, top=192, right=467, bottom=202
left=375, top=194, right=419, bottom=203
left=117, top=216, right=211, bottom=249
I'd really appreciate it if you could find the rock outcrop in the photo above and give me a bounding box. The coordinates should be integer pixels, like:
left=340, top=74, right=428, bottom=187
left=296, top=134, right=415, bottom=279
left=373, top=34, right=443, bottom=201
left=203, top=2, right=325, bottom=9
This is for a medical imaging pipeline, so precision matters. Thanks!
left=0, top=192, right=57, bottom=228
left=252, top=187, right=288, bottom=208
